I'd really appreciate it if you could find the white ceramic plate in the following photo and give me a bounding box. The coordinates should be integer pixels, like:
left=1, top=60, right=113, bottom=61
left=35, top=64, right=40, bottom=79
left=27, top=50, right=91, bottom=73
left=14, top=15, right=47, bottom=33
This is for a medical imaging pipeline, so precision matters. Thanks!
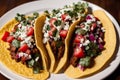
left=0, top=0, right=120, bottom=80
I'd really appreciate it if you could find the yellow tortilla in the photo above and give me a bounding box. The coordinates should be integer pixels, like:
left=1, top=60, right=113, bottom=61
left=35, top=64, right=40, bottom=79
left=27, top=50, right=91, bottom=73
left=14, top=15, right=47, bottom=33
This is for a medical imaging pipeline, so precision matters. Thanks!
left=35, top=14, right=56, bottom=72
left=0, top=18, right=49, bottom=80
left=65, top=10, right=116, bottom=78
left=35, top=14, right=80, bottom=73
left=35, top=9, right=88, bottom=73
left=54, top=9, right=88, bottom=73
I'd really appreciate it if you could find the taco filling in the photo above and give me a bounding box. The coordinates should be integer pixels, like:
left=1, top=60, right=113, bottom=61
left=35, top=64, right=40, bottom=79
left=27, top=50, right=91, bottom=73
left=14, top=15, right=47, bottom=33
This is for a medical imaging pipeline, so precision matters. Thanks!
left=43, top=2, right=88, bottom=61
left=1, top=12, right=44, bottom=73
left=70, top=14, right=105, bottom=70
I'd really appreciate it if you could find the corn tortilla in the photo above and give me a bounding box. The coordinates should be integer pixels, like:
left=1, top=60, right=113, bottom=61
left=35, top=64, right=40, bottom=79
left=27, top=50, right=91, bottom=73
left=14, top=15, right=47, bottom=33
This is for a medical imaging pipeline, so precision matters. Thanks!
left=35, top=8, right=88, bottom=73
left=64, top=10, right=116, bottom=78
left=0, top=18, right=49, bottom=80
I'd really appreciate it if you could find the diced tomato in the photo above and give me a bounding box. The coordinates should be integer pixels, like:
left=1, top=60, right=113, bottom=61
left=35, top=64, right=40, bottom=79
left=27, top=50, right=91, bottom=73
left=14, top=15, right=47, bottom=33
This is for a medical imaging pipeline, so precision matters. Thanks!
left=49, top=18, right=57, bottom=28
left=74, top=35, right=84, bottom=43
left=48, top=31, right=53, bottom=36
left=48, top=27, right=56, bottom=36
left=91, top=23, right=97, bottom=31
left=17, top=37, right=23, bottom=41
left=19, top=44, right=28, bottom=52
left=73, top=47, right=84, bottom=58
left=1, top=31, right=10, bottom=41
left=60, top=30, right=68, bottom=38
left=26, top=49, right=31, bottom=54
left=61, top=14, right=67, bottom=21
left=6, top=36, right=14, bottom=43
left=27, top=27, right=34, bottom=36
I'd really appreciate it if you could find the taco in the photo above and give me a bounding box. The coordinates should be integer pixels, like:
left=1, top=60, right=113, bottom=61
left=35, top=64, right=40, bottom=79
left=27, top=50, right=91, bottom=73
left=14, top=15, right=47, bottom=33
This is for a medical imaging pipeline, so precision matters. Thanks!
left=35, top=2, right=88, bottom=73
left=0, top=13, right=49, bottom=80
left=65, top=10, right=116, bottom=78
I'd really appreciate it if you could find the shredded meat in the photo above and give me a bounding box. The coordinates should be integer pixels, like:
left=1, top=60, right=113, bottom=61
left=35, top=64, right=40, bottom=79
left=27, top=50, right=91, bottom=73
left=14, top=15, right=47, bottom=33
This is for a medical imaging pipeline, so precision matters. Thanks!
left=51, top=41, right=57, bottom=57
left=8, top=42, right=40, bottom=65
left=58, top=45, right=65, bottom=59
left=70, top=56, right=79, bottom=67
left=8, top=44, right=17, bottom=52
left=50, top=40, right=65, bottom=60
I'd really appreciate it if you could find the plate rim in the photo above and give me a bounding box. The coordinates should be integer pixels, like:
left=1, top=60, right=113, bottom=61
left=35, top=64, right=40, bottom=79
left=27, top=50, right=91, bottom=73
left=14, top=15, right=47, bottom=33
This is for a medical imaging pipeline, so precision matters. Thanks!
left=0, top=0, right=120, bottom=80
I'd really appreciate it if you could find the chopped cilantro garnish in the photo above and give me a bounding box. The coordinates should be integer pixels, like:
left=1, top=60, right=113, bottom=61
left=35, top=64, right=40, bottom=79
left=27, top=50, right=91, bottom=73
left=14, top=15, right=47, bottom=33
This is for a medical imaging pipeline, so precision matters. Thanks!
left=28, top=59, right=35, bottom=68
left=86, top=42, right=99, bottom=57
left=33, top=12, right=39, bottom=18
left=79, top=56, right=91, bottom=67
left=12, top=39, right=20, bottom=48
left=15, top=13, right=26, bottom=22
left=75, top=28, right=87, bottom=35
left=54, top=20, right=61, bottom=26
left=33, top=61, right=42, bottom=74
left=46, top=25, right=50, bottom=30
left=52, top=29, right=58, bottom=37
left=52, top=9, right=60, bottom=17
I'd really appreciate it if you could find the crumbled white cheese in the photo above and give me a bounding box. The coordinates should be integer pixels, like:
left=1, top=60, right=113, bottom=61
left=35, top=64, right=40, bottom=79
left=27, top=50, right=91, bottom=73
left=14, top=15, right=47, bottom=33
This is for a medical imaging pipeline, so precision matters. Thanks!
left=56, top=25, right=63, bottom=31
left=64, top=22, right=69, bottom=30
left=44, top=32, right=49, bottom=38
left=18, top=52, right=28, bottom=58
left=101, top=27, right=105, bottom=32
left=83, top=22, right=90, bottom=31
left=79, top=44, right=83, bottom=47
left=20, top=36, right=33, bottom=47
left=65, top=15, right=71, bottom=21
left=18, top=52, right=24, bottom=58
left=14, top=25, right=27, bottom=39
left=18, top=24, right=22, bottom=28
left=35, top=57, right=39, bottom=62
left=97, top=21, right=101, bottom=24
left=83, top=40, right=90, bottom=46
left=80, top=38, right=84, bottom=43
left=43, top=37, right=49, bottom=44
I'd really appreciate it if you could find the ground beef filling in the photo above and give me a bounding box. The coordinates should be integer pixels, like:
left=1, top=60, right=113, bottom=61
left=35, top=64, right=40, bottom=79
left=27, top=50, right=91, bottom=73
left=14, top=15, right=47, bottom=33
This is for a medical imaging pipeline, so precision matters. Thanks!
left=7, top=43, right=40, bottom=65
left=70, top=56, right=79, bottom=67
left=49, top=40, right=65, bottom=60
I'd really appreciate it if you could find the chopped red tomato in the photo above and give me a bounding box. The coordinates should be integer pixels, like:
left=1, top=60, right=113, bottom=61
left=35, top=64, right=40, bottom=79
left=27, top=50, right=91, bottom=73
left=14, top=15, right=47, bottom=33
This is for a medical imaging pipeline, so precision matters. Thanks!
left=6, top=36, right=14, bottom=43
left=26, top=49, right=31, bottom=54
left=27, top=27, right=34, bottom=36
left=48, top=27, right=56, bottom=36
left=73, top=47, right=84, bottom=58
left=91, top=23, right=97, bottom=31
left=60, top=30, right=68, bottom=38
left=19, top=44, right=28, bottom=52
left=74, top=35, right=84, bottom=43
left=49, top=18, right=57, bottom=28
left=61, top=14, right=67, bottom=21
left=17, top=37, right=23, bottom=41
left=1, top=31, right=10, bottom=41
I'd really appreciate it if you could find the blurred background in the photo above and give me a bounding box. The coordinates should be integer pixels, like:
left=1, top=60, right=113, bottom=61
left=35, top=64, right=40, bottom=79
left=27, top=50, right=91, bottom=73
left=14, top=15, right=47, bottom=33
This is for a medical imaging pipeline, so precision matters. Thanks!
left=0, top=0, right=120, bottom=80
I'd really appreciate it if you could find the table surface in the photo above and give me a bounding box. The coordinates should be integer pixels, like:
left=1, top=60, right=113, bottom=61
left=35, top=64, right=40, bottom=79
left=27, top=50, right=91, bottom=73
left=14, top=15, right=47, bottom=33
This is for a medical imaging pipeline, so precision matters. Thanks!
left=0, top=0, right=120, bottom=80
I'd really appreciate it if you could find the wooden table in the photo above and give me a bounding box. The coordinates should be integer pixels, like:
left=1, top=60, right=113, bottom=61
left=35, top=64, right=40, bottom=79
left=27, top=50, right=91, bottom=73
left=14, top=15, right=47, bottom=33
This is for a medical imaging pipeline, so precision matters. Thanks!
left=0, top=0, right=120, bottom=80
